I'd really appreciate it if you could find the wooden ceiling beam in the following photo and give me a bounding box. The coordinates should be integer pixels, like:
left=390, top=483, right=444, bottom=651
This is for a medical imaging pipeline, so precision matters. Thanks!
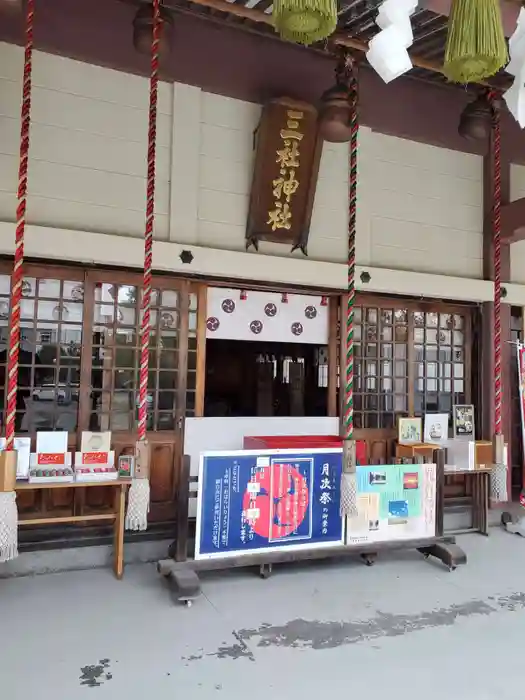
left=181, top=0, right=450, bottom=77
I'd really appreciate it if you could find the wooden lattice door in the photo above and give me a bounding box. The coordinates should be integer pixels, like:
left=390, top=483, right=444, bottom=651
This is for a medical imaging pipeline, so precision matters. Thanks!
left=80, top=270, right=197, bottom=523
left=1, top=262, right=198, bottom=525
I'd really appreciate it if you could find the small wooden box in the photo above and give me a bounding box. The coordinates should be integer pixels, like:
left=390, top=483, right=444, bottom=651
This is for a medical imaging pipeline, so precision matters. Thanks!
left=0, top=451, right=17, bottom=492
left=474, top=440, right=493, bottom=469
left=395, top=442, right=437, bottom=462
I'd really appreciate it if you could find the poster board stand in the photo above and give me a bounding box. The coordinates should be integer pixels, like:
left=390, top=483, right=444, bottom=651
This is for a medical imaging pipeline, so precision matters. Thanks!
left=158, top=448, right=467, bottom=607
left=501, top=342, right=525, bottom=535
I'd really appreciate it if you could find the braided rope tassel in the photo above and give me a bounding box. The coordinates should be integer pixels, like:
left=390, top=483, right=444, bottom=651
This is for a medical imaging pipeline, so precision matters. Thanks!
left=340, top=56, right=359, bottom=518
left=138, top=0, right=161, bottom=442
left=6, top=0, right=34, bottom=450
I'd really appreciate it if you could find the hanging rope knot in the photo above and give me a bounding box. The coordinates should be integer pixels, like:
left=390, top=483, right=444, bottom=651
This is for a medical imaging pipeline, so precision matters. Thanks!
left=487, top=89, right=503, bottom=121
left=349, top=61, right=358, bottom=110
left=335, top=49, right=357, bottom=91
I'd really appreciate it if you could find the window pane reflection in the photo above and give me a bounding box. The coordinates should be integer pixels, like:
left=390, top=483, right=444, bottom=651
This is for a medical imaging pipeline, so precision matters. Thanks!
left=350, top=303, right=408, bottom=429
left=91, top=284, right=181, bottom=431
left=6, top=278, right=84, bottom=433
left=341, top=304, right=469, bottom=431
left=413, top=311, right=467, bottom=421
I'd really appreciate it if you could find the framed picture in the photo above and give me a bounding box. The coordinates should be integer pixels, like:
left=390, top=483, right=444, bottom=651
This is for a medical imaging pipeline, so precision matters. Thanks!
left=424, top=413, right=449, bottom=444
left=453, top=404, right=475, bottom=440
left=398, top=417, right=422, bottom=444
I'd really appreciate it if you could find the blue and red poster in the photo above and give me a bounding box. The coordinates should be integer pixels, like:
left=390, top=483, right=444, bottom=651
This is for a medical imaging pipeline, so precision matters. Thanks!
left=195, top=448, right=344, bottom=560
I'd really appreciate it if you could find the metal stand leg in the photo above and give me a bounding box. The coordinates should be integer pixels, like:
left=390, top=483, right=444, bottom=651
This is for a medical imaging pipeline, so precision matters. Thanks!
left=259, top=563, right=273, bottom=579
left=158, top=560, right=202, bottom=607
left=502, top=512, right=525, bottom=536
left=418, top=538, right=467, bottom=572
left=360, top=552, right=377, bottom=566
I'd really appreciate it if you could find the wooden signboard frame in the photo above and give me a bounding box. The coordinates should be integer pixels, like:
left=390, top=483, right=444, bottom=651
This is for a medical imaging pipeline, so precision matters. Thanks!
left=246, top=97, right=323, bottom=255
left=158, top=450, right=468, bottom=607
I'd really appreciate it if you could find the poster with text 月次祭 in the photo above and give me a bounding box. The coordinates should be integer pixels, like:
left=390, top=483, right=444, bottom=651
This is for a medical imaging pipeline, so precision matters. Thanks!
left=345, top=463, right=436, bottom=546
left=195, top=448, right=344, bottom=561
left=205, top=287, right=329, bottom=345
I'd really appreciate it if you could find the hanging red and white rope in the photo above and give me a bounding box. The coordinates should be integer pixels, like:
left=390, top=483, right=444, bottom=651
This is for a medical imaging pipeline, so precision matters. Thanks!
left=491, top=91, right=502, bottom=437
left=344, top=61, right=358, bottom=444
left=339, top=53, right=359, bottom=519
left=138, top=0, right=161, bottom=442
left=6, top=0, right=35, bottom=450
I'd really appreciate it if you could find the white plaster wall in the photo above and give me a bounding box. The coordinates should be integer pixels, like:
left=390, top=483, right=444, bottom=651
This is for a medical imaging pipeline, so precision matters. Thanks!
left=0, top=41, right=497, bottom=300
left=510, top=164, right=525, bottom=284
left=171, top=86, right=349, bottom=262
left=172, top=86, right=484, bottom=277
left=184, top=416, right=340, bottom=477
left=358, top=129, right=483, bottom=278
left=0, top=42, right=172, bottom=239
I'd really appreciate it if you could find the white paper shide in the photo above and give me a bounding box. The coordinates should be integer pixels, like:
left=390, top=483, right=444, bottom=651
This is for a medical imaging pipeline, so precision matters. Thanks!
left=505, top=8, right=525, bottom=128
left=366, top=0, right=418, bottom=84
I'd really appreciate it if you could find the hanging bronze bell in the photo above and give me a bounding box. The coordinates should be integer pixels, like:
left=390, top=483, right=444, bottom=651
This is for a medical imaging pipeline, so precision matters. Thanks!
left=133, top=3, right=174, bottom=56
left=458, top=93, right=494, bottom=141
left=318, top=82, right=353, bottom=143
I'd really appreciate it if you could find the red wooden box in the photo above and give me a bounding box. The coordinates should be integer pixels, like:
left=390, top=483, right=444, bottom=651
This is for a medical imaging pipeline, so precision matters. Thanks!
left=243, top=435, right=367, bottom=465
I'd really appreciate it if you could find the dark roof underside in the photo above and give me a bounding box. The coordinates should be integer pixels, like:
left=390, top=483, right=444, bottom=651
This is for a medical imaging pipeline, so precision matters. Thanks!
left=161, top=0, right=511, bottom=90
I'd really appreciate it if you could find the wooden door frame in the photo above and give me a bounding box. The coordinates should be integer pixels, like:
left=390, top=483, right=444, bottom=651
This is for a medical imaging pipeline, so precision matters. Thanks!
left=195, top=284, right=207, bottom=417
left=0, top=260, right=85, bottom=449
left=82, top=269, right=196, bottom=434
left=0, top=260, right=200, bottom=522
left=328, top=296, right=338, bottom=418
left=193, top=281, right=341, bottom=420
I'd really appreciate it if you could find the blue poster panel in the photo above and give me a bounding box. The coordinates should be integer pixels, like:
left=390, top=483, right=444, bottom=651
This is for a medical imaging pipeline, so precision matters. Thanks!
left=195, top=448, right=344, bottom=560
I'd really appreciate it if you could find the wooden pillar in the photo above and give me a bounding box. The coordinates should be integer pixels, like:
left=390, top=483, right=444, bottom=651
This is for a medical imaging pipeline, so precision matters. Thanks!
left=289, top=361, right=305, bottom=416
left=328, top=297, right=339, bottom=417
left=481, top=124, right=512, bottom=497
left=257, top=361, right=273, bottom=416
left=194, top=284, right=207, bottom=417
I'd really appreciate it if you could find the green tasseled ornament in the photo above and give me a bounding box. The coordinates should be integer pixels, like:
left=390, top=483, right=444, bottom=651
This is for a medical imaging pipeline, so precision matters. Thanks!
left=444, top=0, right=508, bottom=83
left=272, top=0, right=337, bottom=46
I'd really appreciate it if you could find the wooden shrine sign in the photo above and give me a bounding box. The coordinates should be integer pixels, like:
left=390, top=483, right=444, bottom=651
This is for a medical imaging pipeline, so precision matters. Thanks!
left=246, top=97, right=323, bottom=256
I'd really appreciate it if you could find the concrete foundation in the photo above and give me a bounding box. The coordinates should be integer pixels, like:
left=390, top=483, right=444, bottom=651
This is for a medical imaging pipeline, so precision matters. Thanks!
left=0, top=506, right=492, bottom=579
left=0, top=538, right=173, bottom=579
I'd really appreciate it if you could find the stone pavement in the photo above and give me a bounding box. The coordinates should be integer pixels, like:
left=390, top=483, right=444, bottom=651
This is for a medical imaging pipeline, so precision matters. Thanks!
left=1, top=529, right=525, bottom=699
